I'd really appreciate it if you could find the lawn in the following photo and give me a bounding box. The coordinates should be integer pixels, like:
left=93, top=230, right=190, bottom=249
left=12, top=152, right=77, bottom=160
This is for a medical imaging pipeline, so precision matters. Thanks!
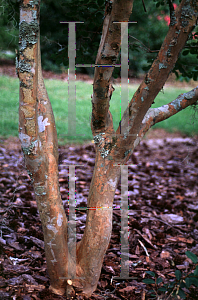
left=0, top=75, right=197, bottom=144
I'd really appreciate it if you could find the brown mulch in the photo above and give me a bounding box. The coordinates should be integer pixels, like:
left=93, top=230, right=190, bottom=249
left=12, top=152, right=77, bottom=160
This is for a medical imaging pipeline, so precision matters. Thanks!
left=0, top=133, right=198, bottom=300
left=1, top=59, right=198, bottom=299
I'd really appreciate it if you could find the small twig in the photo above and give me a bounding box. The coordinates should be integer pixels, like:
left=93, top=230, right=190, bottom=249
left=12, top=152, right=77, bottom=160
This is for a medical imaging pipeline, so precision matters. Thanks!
left=142, top=0, right=147, bottom=12
left=129, top=35, right=159, bottom=53
left=168, top=0, right=174, bottom=21
left=150, top=216, right=185, bottom=235
left=138, top=239, right=149, bottom=257
left=134, top=228, right=158, bottom=249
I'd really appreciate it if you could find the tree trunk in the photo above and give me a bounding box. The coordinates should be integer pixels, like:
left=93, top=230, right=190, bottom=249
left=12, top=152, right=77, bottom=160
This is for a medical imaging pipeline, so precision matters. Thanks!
left=17, top=0, right=130, bottom=297
left=17, top=0, right=198, bottom=298
left=18, top=1, right=68, bottom=295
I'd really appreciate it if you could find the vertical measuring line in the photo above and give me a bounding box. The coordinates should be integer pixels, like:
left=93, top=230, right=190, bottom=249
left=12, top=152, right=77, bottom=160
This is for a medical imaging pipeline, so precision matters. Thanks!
left=60, top=21, right=137, bottom=281
left=60, top=22, right=84, bottom=137
left=59, top=164, right=85, bottom=282
left=120, top=164, right=129, bottom=278
left=121, top=23, right=129, bottom=135
left=68, top=23, right=76, bottom=137
left=113, top=22, right=137, bottom=136
left=113, top=164, right=134, bottom=280
left=67, top=165, right=76, bottom=279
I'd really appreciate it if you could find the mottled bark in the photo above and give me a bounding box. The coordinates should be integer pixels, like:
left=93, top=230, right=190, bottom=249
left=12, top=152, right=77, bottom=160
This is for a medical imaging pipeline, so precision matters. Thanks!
left=18, top=0, right=68, bottom=295
left=113, top=0, right=198, bottom=163
left=18, top=0, right=198, bottom=298
left=140, top=86, right=198, bottom=138
left=92, top=0, right=134, bottom=132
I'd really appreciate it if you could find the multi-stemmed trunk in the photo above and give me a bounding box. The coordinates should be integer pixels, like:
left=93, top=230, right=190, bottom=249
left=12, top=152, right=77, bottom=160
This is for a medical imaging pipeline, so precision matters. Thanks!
left=17, top=0, right=198, bottom=297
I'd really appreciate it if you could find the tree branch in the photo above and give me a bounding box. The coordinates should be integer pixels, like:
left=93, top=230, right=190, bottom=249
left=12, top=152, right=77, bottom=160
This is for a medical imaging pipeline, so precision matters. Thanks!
left=91, top=0, right=134, bottom=134
left=141, top=0, right=147, bottom=13
left=140, top=86, right=198, bottom=137
left=113, top=0, right=198, bottom=162
left=129, top=35, right=159, bottom=53
left=168, top=0, right=176, bottom=26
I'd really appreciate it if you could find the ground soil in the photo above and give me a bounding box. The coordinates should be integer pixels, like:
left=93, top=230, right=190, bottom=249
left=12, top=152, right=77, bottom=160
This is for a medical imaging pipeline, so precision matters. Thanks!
left=1, top=134, right=198, bottom=300
left=1, top=61, right=198, bottom=299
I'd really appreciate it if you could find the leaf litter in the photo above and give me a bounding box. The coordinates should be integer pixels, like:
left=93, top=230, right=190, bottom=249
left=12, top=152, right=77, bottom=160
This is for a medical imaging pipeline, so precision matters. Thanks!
left=0, top=132, right=198, bottom=299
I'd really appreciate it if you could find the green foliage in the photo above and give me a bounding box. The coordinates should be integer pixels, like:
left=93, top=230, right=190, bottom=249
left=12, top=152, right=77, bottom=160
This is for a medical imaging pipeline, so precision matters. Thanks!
left=1, top=0, right=198, bottom=81
left=0, top=0, right=19, bottom=56
left=175, top=33, right=198, bottom=82
left=152, top=0, right=198, bottom=82
left=186, top=251, right=197, bottom=264
left=142, top=251, right=198, bottom=299
left=39, top=0, right=105, bottom=72
left=128, top=1, right=170, bottom=76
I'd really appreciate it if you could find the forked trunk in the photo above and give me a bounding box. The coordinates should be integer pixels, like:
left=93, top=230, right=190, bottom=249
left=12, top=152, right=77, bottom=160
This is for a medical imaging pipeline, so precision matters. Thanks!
left=18, top=0, right=123, bottom=297
left=18, top=0, right=198, bottom=298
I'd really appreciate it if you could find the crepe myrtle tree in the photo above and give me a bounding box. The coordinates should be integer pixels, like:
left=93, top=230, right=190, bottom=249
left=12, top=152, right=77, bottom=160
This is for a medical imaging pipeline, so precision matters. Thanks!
left=16, top=0, right=198, bottom=298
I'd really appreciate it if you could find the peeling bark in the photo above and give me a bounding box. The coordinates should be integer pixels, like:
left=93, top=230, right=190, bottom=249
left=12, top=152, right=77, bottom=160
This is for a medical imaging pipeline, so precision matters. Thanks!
left=141, top=86, right=198, bottom=131
left=18, top=0, right=198, bottom=298
left=18, top=0, right=68, bottom=295
left=113, top=0, right=198, bottom=162
left=92, top=0, right=134, bottom=132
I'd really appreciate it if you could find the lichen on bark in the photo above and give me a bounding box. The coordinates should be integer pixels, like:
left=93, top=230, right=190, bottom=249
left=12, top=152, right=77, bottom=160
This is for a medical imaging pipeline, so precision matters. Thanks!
left=18, top=60, right=32, bottom=73
left=19, top=20, right=39, bottom=50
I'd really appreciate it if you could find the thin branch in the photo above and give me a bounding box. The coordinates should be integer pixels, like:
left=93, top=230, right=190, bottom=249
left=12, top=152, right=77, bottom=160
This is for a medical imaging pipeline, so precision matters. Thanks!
left=142, top=0, right=147, bottom=13
left=129, top=35, right=159, bottom=53
left=168, top=0, right=174, bottom=18
left=140, top=86, right=198, bottom=137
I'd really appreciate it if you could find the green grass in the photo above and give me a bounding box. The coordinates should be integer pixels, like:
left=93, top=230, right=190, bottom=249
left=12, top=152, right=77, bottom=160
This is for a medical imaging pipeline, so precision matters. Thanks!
left=0, top=75, right=197, bottom=145
left=151, top=87, right=198, bottom=136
